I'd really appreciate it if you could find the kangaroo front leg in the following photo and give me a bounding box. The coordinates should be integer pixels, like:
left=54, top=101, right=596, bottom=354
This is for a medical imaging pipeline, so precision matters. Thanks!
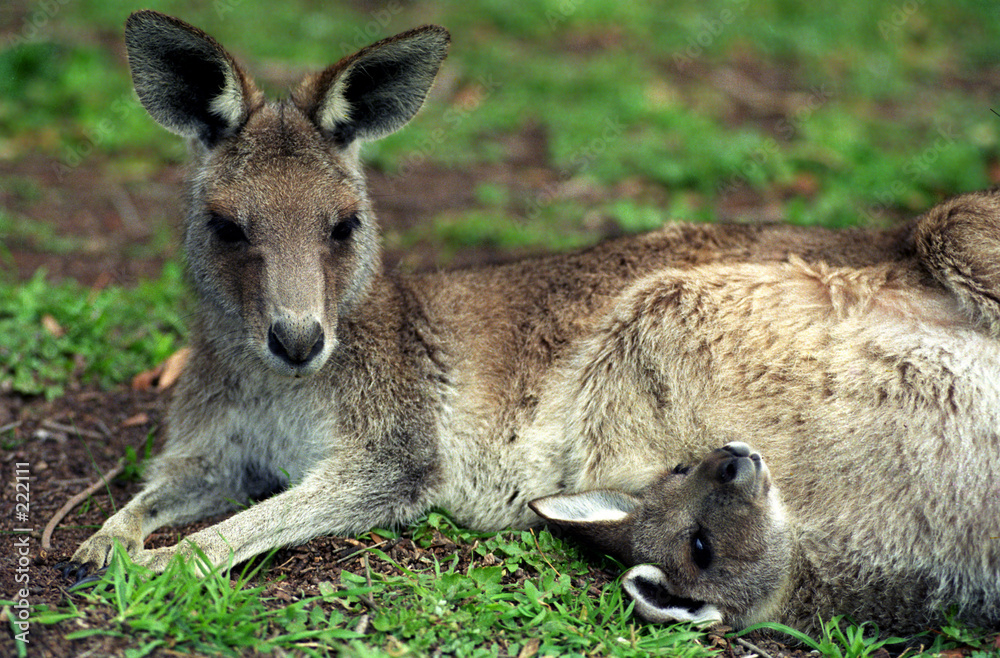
left=68, top=454, right=260, bottom=578
left=133, top=453, right=435, bottom=573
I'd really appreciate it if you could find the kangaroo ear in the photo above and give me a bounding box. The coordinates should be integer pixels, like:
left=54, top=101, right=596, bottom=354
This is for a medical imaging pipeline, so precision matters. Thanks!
left=125, top=10, right=261, bottom=146
left=622, top=565, right=723, bottom=627
left=529, top=490, right=640, bottom=561
left=294, top=25, right=450, bottom=146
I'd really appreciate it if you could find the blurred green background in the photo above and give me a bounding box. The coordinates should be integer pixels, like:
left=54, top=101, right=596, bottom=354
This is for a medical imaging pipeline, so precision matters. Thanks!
left=2, top=0, right=1000, bottom=395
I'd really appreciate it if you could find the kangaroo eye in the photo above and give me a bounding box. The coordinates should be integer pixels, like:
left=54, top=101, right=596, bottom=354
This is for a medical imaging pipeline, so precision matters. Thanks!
left=691, top=531, right=712, bottom=570
left=330, top=213, right=360, bottom=242
left=207, top=213, right=247, bottom=244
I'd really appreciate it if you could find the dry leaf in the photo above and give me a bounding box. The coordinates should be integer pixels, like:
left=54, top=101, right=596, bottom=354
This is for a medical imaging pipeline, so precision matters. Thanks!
left=937, top=650, right=967, bottom=658
left=131, top=346, right=190, bottom=391
left=41, top=314, right=65, bottom=337
left=157, top=347, right=190, bottom=389
left=121, top=413, right=150, bottom=428
left=517, top=638, right=540, bottom=658
left=132, top=364, right=162, bottom=391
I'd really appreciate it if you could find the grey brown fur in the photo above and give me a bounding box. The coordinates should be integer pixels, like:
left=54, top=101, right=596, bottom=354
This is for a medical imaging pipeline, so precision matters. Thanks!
left=71, top=12, right=999, bottom=634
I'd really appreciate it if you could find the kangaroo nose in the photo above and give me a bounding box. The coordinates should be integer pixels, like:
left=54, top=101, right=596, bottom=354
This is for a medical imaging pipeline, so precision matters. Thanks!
left=268, top=318, right=325, bottom=367
left=715, top=445, right=758, bottom=485
left=721, top=442, right=751, bottom=458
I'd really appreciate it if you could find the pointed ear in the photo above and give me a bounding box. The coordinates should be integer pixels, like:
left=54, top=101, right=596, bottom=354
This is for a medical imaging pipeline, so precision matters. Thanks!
left=124, top=10, right=261, bottom=146
left=622, top=565, right=723, bottom=627
left=529, top=490, right=640, bottom=561
left=294, top=25, right=450, bottom=146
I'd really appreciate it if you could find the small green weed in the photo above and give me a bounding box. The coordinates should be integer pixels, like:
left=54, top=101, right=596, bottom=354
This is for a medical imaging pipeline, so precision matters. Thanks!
left=733, top=616, right=908, bottom=658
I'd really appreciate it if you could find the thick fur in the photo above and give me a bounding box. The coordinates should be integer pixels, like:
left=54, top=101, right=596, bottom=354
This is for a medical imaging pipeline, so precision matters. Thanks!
left=535, top=437, right=1000, bottom=636
left=71, top=12, right=1000, bottom=631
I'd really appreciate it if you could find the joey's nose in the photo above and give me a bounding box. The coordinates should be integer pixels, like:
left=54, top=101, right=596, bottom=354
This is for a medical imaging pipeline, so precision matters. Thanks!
left=268, top=318, right=325, bottom=367
left=721, top=442, right=751, bottom=458
left=715, top=446, right=759, bottom=485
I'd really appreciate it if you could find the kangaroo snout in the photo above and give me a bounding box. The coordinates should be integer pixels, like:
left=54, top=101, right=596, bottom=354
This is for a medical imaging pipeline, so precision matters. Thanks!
left=709, top=442, right=765, bottom=491
left=268, top=316, right=325, bottom=367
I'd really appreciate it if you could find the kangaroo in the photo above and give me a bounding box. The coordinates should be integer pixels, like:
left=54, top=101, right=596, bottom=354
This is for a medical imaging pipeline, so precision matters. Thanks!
left=68, top=9, right=1000, bottom=610
left=531, top=439, right=1000, bottom=636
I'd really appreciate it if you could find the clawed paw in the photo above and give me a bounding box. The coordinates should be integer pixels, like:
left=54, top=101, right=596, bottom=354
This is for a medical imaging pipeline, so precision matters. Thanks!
left=55, top=560, right=106, bottom=586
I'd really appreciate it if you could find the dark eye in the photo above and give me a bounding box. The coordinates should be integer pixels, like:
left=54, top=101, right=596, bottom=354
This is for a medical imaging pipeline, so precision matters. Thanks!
left=691, top=531, right=712, bottom=570
left=207, top=213, right=248, bottom=244
left=330, top=213, right=360, bottom=242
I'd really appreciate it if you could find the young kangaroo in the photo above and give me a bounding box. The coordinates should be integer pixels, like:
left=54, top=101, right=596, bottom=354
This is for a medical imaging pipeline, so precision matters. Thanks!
left=68, top=10, right=1000, bottom=606
left=531, top=439, right=1000, bottom=636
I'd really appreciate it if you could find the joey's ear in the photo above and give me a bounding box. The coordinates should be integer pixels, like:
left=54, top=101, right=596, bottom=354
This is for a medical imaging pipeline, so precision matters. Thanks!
left=124, top=10, right=261, bottom=146
left=622, top=565, right=723, bottom=627
left=293, top=25, right=450, bottom=146
left=529, top=490, right=640, bottom=561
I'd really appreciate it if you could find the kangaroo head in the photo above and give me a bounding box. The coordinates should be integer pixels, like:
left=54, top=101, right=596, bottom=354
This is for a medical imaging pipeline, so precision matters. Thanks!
left=124, top=11, right=449, bottom=376
left=530, top=443, right=792, bottom=628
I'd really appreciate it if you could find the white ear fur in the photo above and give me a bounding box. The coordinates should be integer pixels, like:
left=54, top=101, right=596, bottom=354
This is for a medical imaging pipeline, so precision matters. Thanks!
left=531, top=490, right=640, bottom=524
left=622, top=565, right=723, bottom=627
left=208, top=69, right=248, bottom=128
left=124, top=10, right=254, bottom=146
left=312, top=26, right=450, bottom=144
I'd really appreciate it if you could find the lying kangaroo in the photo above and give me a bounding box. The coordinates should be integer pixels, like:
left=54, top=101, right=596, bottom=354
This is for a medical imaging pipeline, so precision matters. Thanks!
left=69, top=11, right=1000, bottom=623
left=531, top=439, right=1000, bottom=636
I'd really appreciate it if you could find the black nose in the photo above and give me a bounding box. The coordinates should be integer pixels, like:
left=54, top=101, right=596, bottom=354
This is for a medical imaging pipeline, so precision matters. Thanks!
left=716, top=443, right=753, bottom=484
left=268, top=319, right=324, bottom=367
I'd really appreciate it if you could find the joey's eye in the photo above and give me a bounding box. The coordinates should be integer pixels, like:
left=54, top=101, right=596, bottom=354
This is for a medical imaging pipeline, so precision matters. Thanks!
left=691, top=531, right=712, bottom=570
left=207, top=213, right=248, bottom=244
left=330, top=213, right=361, bottom=242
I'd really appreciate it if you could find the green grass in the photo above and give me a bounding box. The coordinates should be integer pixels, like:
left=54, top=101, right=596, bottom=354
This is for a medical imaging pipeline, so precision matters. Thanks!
left=3, top=0, right=998, bottom=237
left=42, top=515, right=717, bottom=658
left=4, top=0, right=1000, bottom=654
left=28, top=513, right=996, bottom=657
left=0, top=264, right=188, bottom=398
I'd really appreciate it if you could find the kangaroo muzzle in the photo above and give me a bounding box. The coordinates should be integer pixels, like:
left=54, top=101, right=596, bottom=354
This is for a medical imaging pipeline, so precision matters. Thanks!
left=268, top=315, right=325, bottom=368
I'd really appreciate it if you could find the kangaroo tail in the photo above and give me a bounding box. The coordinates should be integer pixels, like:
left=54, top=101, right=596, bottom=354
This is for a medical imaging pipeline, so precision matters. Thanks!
left=914, top=187, right=1000, bottom=336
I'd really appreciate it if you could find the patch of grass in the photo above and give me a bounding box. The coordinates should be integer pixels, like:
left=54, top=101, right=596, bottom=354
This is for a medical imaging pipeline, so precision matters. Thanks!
left=733, top=617, right=908, bottom=658
left=63, top=543, right=365, bottom=657
left=53, top=515, right=717, bottom=657
left=0, top=207, right=93, bottom=254
left=0, top=264, right=188, bottom=398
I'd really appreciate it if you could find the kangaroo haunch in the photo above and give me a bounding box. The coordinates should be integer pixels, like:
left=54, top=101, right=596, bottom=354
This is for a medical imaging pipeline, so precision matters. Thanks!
left=67, top=12, right=1000, bottom=636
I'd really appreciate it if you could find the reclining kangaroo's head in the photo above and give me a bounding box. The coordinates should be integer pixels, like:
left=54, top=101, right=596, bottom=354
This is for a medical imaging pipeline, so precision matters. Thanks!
left=531, top=443, right=792, bottom=628
left=124, top=11, right=449, bottom=375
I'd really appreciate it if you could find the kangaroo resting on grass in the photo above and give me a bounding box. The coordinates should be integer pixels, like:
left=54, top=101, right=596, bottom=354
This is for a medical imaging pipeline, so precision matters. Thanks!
left=532, top=439, right=1000, bottom=636
left=68, top=11, right=1000, bottom=634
